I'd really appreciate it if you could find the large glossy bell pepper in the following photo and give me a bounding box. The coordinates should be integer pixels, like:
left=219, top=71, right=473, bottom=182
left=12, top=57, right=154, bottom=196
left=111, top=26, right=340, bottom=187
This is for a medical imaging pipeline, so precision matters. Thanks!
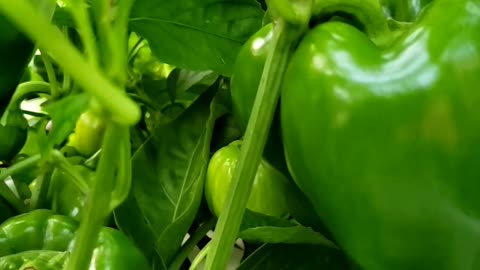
left=0, top=209, right=150, bottom=269
left=230, top=0, right=409, bottom=176
left=280, top=0, right=480, bottom=269
left=233, top=0, right=480, bottom=269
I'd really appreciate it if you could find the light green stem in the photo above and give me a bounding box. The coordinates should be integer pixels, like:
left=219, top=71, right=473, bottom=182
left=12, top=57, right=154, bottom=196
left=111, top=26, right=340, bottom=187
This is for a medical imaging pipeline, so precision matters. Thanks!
left=69, top=0, right=98, bottom=65
left=204, top=20, right=303, bottom=270
left=65, top=123, right=125, bottom=270
left=0, top=0, right=141, bottom=125
left=39, top=49, right=60, bottom=98
left=10, top=81, right=51, bottom=108
left=168, top=217, right=217, bottom=270
left=109, top=127, right=131, bottom=211
left=189, top=243, right=210, bottom=270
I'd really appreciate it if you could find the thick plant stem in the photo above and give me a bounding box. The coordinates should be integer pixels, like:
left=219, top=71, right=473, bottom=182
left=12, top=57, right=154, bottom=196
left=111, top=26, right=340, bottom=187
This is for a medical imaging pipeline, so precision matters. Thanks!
left=168, top=217, right=217, bottom=270
left=0, top=0, right=141, bottom=125
left=65, top=123, right=125, bottom=270
left=204, top=20, right=302, bottom=270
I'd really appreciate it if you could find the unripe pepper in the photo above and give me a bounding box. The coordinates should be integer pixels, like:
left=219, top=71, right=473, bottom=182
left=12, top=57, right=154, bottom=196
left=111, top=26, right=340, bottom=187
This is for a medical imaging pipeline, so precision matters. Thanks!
left=0, top=209, right=150, bottom=269
left=67, top=109, right=106, bottom=157
left=205, top=140, right=289, bottom=218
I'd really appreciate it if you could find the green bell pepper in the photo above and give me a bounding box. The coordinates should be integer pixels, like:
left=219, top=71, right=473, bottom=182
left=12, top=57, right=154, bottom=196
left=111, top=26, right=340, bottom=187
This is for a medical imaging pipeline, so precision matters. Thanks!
left=0, top=209, right=150, bottom=269
left=67, top=109, right=106, bottom=158
left=233, top=0, right=480, bottom=269
left=0, top=250, right=68, bottom=269
left=230, top=0, right=408, bottom=176
left=205, top=140, right=289, bottom=218
left=280, top=0, right=480, bottom=270
left=51, top=164, right=93, bottom=221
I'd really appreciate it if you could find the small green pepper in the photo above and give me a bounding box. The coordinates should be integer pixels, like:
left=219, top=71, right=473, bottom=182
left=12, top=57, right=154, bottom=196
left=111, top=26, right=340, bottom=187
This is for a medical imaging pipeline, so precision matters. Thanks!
left=67, top=109, right=106, bottom=158
left=0, top=209, right=150, bottom=270
left=205, top=140, right=289, bottom=218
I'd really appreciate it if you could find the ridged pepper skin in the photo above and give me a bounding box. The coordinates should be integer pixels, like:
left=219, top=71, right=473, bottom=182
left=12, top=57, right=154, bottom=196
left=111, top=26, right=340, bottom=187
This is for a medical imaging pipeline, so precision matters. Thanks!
left=0, top=209, right=150, bottom=269
left=0, top=250, right=68, bottom=269
left=281, top=0, right=480, bottom=269
left=205, top=140, right=289, bottom=218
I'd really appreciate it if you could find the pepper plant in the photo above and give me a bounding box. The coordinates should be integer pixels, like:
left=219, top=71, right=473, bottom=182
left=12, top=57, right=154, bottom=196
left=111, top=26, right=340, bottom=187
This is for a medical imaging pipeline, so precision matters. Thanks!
left=0, top=0, right=479, bottom=269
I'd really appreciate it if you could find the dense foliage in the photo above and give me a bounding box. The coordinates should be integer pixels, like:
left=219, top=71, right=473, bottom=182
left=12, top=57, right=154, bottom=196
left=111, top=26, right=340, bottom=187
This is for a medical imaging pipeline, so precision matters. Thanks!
left=0, top=0, right=479, bottom=269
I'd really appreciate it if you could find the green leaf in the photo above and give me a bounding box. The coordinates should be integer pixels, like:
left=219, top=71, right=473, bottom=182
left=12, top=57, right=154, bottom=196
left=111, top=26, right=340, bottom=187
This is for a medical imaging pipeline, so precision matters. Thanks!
left=239, top=226, right=335, bottom=246
left=129, top=0, right=264, bottom=76
left=239, top=210, right=336, bottom=247
left=42, top=94, right=89, bottom=151
left=114, top=88, right=229, bottom=266
left=286, top=182, right=333, bottom=239
left=240, top=209, right=293, bottom=231
left=166, top=68, right=219, bottom=104
left=113, top=193, right=167, bottom=270
left=237, top=243, right=350, bottom=270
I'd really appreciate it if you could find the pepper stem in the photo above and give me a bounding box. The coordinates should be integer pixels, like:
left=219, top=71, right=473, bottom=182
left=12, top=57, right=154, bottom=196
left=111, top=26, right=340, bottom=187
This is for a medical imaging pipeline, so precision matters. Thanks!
left=65, top=123, right=126, bottom=270
left=168, top=217, right=217, bottom=270
left=204, top=16, right=308, bottom=269
left=312, top=0, right=394, bottom=47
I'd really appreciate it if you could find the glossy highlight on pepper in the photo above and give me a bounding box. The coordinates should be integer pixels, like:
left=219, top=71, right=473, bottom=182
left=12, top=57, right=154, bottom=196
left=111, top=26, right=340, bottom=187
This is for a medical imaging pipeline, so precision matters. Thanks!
left=0, top=209, right=150, bottom=269
left=281, top=0, right=480, bottom=269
